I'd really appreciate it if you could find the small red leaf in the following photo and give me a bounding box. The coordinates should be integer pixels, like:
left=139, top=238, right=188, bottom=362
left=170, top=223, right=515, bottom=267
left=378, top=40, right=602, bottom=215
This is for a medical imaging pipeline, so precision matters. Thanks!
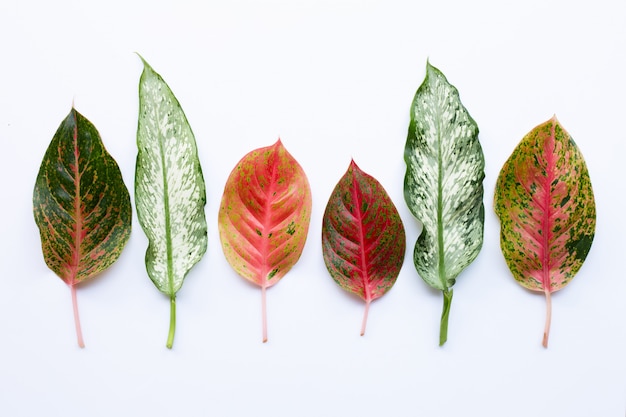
left=322, top=160, right=406, bottom=335
left=218, top=139, right=312, bottom=342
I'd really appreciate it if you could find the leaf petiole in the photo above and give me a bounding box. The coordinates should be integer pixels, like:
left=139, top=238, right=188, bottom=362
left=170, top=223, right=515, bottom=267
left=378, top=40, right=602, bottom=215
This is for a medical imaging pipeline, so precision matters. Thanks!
left=167, top=295, right=176, bottom=349
left=71, top=284, right=85, bottom=348
left=262, top=285, right=268, bottom=343
left=439, top=288, right=453, bottom=346
left=360, top=298, right=371, bottom=336
left=542, top=288, right=552, bottom=348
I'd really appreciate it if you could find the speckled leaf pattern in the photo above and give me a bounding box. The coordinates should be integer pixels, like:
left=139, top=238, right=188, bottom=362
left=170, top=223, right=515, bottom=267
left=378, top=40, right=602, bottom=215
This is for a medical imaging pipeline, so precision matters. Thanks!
left=404, top=61, right=485, bottom=346
left=494, top=116, right=595, bottom=348
left=322, top=160, right=405, bottom=336
left=33, top=107, right=131, bottom=348
left=219, top=139, right=312, bottom=342
left=136, top=56, right=208, bottom=349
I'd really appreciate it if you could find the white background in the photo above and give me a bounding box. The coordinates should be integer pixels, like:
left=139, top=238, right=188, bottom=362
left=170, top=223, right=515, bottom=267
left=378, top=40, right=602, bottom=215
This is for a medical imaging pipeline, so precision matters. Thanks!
left=1, top=0, right=624, bottom=416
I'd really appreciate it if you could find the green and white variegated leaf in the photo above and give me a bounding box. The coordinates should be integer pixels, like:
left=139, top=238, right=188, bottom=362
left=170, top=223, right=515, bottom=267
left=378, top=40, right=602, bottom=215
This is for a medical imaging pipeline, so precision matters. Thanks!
left=135, top=56, right=208, bottom=348
left=404, top=61, right=485, bottom=345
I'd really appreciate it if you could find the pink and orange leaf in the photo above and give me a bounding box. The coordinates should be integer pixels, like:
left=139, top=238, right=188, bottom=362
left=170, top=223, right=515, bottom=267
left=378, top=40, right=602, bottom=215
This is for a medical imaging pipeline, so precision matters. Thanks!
left=322, top=160, right=405, bottom=336
left=33, top=107, right=132, bottom=348
left=494, top=116, right=596, bottom=348
left=218, top=139, right=312, bottom=342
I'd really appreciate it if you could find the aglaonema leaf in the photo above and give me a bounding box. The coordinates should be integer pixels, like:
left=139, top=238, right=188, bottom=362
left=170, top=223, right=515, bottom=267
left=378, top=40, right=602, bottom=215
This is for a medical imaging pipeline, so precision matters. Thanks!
left=322, top=160, right=405, bottom=336
left=218, top=139, right=312, bottom=343
left=404, top=61, right=485, bottom=346
left=494, top=116, right=595, bottom=348
left=135, top=56, right=208, bottom=349
left=33, top=107, right=131, bottom=348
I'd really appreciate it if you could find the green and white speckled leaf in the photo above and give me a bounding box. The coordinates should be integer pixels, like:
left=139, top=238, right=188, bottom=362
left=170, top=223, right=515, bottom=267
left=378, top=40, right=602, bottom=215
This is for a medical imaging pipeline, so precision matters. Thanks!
left=33, top=108, right=131, bottom=348
left=404, top=61, right=485, bottom=346
left=135, top=56, right=208, bottom=348
left=494, top=116, right=595, bottom=347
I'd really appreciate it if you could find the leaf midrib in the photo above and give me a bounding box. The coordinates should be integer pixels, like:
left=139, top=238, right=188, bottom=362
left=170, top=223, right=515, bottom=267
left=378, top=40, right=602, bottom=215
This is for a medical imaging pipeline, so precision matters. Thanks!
left=351, top=167, right=372, bottom=303
left=154, top=94, right=174, bottom=296
left=260, top=148, right=279, bottom=289
left=70, top=110, right=83, bottom=286
left=541, top=124, right=556, bottom=293
left=434, top=81, right=447, bottom=290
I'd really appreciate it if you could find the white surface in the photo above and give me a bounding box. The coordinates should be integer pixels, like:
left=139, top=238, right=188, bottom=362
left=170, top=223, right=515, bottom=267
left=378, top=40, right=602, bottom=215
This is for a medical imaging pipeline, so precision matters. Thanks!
left=1, top=0, right=624, bottom=416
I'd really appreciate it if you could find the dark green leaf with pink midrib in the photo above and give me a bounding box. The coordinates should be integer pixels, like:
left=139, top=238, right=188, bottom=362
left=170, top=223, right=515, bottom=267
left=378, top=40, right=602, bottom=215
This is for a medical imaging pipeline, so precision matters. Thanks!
left=33, top=108, right=131, bottom=347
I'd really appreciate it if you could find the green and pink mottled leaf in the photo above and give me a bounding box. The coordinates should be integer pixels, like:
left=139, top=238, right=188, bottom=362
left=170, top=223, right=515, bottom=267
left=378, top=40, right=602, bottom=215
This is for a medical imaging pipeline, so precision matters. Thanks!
left=33, top=107, right=132, bottom=348
left=494, top=116, right=595, bottom=348
left=404, top=61, right=485, bottom=346
left=135, top=56, right=208, bottom=349
left=218, top=139, right=312, bottom=342
left=322, top=160, right=405, bottom=336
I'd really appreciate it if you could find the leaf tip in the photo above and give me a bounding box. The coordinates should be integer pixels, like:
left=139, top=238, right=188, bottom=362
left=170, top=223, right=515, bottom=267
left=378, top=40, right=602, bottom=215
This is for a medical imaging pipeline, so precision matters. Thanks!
left=422, top=59, right=444, bottom=89
left=135, top=52, right=147, bottom=65
left=135, top=53, right=155, bottom=74
left=271, top=138, right=287, bottom=154
left=425, top=58, right=439, bottom=74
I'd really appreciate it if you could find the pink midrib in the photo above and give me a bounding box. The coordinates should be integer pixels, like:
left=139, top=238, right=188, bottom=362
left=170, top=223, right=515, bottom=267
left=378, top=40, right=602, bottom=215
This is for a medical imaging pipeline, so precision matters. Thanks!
left=540, top=124, right=556, bottom=293
left=70, top=115, right=83, bottom=286
left=259, top=148, right=279, bottom=290
left=351, top=168, right=372, bottom=304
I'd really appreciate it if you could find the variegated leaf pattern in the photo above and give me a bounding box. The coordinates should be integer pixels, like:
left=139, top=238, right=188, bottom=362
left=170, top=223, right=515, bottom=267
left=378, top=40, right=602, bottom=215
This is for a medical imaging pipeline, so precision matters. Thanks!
left=33, top=107, right=131, bottom=348
left=494, top=116, right=595, bottom=348
left=404, top=61, right=485, bottom=346
left=322, top=160, right=405, bottom=336
left=136, top=56, right=208, bottom=349
left=219, top=139, right=312, bottom=342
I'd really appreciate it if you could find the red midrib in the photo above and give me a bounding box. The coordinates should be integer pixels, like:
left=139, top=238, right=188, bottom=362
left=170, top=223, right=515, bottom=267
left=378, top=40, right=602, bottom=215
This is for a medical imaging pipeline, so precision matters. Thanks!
left=260, top=147, right=279, bottom=289
left=352, top=168, right=372, bottom=303
left=70, top=113, right=83, bottom=286
left=541, top=125, right=555, bottom=292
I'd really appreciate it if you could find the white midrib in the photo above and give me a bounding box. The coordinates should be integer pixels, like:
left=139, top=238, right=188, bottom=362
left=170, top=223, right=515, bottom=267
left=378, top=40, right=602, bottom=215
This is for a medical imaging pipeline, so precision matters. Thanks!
left=435, top=103, right=446, bottom=288
left=155, top=109, right=174, bottom=295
